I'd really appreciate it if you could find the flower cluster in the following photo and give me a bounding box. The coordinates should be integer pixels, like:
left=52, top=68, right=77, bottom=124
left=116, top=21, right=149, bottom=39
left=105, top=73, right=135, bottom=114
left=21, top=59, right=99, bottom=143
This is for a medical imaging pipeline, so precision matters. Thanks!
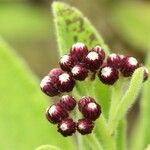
left=40, top=42, right=149, bottom=136
left=46, top=95, right=101, bottom=136
left=40, top=43, right=149, bottom=97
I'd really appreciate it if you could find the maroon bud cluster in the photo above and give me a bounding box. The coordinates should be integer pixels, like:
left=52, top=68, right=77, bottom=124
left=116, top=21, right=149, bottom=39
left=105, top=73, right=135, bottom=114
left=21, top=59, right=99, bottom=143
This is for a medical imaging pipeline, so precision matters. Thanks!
left=40, top=42, right=149, bottom=137
left=40, top=43, right=149, bottom=97
left=45, top=95, right=101, bottom=136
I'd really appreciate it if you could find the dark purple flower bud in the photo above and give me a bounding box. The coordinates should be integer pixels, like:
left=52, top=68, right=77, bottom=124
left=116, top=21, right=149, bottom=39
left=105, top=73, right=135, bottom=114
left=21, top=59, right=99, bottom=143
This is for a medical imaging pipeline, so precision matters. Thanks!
left=107, top=53, right=122, bottom=69
left=70, top=42, right=88, bottom=62
left=82, top=102, right=101, bottom=121
left=120, top=56, right=139, bottom=77
left=142, top=66, right=149, bottom=81
left=59, top=95, right=76, bottom=111
left=78, top=96, right=95, bottom=112
left=40, top=76, right=59, bottom=97
left=92, top=45, right=105, bottom=60
left=57, top=73, right=75, bottom=92
left=77, top=118, right=94, bottom=135
left=98, top=66, right=119, bottom=85
left=83, top=51, right=103, bottom=71
left=48, top=68, right=64, bottom=77
left=57, top=118, right=76, bottom=137
left=59, top=55, right=74, bottom=71
left=71, top=64, right=88, bottom=81
left=46, top=104, right=68, bottom=124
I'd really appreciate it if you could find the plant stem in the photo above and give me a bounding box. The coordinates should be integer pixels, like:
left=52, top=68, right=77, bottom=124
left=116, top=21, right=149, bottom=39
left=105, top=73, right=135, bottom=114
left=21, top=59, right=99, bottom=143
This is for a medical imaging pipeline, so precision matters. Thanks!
left=84, top=133, right=103, bottom=150
left=108, top=78, right=126, bottom=150
left=108, top=79, right=123, bottom=125
left=96, top=115, right=116, bottom=150
left=116, top=120, right=126, bottom=150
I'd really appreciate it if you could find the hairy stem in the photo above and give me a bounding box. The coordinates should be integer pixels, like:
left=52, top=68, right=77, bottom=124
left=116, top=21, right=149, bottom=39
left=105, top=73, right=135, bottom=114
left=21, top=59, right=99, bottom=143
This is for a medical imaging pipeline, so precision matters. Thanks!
left=116, top=120, right=126, bottom=150
left=84, top=133, right=103, bottom=150
left=96, top=116, right=116, bottom=150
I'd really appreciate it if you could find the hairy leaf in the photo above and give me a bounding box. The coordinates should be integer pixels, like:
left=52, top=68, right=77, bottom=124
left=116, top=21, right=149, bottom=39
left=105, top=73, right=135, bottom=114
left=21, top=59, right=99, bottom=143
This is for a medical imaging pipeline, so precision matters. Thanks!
left=108, top=68, right=144, bottom=134
left=52, top=1, right=109, bottom=56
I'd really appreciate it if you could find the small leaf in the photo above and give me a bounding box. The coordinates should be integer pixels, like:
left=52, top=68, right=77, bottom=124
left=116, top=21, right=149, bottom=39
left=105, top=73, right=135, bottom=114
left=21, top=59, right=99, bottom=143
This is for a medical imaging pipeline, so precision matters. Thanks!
left=108, top=68, right=144, bottom=134
left=111, top=2, right=150, bottom=51
left=52, top=1, right=109, bottom=56
left=130, top=52, right=150, bottom=150
left=35, top=145, right=61, bottom=150
left=0, top=37, right=75, bottom=150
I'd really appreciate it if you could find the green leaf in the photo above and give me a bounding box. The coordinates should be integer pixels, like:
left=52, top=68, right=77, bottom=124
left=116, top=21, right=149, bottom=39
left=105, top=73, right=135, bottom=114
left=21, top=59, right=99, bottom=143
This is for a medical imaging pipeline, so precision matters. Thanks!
left=111, top=2, right=150, bottom=51
left=130, top=52, right=150, bottom=150
left=35, top=145, right=61, bottom=150
left=52, top=1, right=111, bottom=119
left=0, top=37, right=75, bottom=150
left=108, top=68, right=144, bottom=134
left=52, top=1, right=109, bottom=56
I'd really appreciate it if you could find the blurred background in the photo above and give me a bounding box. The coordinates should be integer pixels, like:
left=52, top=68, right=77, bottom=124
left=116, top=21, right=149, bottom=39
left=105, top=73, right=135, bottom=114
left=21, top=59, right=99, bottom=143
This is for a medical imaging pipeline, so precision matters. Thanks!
left=0, top=0, right=150, bottom=149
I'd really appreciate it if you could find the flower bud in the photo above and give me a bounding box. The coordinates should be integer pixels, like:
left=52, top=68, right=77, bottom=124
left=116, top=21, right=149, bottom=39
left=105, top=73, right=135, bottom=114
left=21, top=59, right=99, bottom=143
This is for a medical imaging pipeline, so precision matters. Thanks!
left=82, top=102, right=101, bottom=121
left=78, top=96, right=95, bottom=112
left=92, top=45, right=105, bottom=60
left=40, top=76, right=59, bottom=97
left=120, top=56, right=139, bottom=77
left=57, top=118, right=76, bottom=137
left=57, top=73, right=75, bottom=92
left=71, top=64, right=88, bottom=81
left=59, top=95, right=76, bottom=111
left=143, top=66, right=149, bottom=81
left=48, top=68, right=64, bottom=77
left=83, top=51, right=103, bottom=71
left=59, top=55, right=74, bottom=71
left=70, top=42, right=88, bottom=62
left=77, top=118, right=94, bottom=135
left=46, top=104, right=68, bottom=124
left=107, top=53, right=121, bottom=69
left=98, top=66, right=119, bottom=85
